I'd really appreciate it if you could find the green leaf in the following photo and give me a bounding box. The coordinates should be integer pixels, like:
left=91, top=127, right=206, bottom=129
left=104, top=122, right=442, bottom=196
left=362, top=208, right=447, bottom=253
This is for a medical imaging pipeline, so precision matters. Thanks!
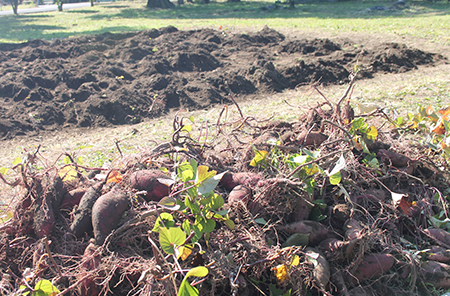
left=152, top=213, right=175, bottom=233
left=282, top=233, right=310, bottom=247
left=197, top=218, right=216, bottom=234
left=329, top=171, right=342, bottom=185
left=158, top=196, right=180, bottom=210
left=209, top=193, right=224, bottom=210
left=158, top=227, right=186, bottom=255
left=254, top=218, right=268, bottom=225
left=197, top=171, right=227, bottom=196
left=178, top=267, right=209, bottom=296
left=178, top=279, right=199, bottom=296
left=224, top=218, right=235, bottom=230
left=178, top=161, right=195, bottom=182
left=185, top=197, right=201, bottom=215
left=33, top=279, right=60, bottom=296
left=186, top=266, right=209, bottom=278
left=302, top=149, right=319, bottom=159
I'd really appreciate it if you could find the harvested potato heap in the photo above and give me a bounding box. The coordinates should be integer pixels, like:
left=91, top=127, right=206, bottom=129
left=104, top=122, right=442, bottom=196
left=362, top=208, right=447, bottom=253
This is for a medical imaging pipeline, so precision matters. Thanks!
left=1, top=76, right=450, bottom=296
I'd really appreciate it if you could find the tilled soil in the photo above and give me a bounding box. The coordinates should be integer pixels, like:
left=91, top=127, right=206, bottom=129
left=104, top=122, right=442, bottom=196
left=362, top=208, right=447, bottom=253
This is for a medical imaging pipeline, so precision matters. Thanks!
left=0, top=26, right=446, bottom=139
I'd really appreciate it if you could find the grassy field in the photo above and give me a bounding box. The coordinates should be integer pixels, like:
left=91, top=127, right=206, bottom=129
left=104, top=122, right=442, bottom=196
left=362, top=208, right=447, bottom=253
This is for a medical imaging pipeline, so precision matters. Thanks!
left=0, top=0, right=449, bottom=44
left=0, top=0, right=449, bottom=175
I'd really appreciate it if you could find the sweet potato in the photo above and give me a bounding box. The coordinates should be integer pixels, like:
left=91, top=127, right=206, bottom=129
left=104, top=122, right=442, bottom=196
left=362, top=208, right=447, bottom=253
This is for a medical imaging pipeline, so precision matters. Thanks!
left=291, top=196, right=313, bottom=222
left=330, top=204, right=351, bottom=228
left=219, top=172, right=262, bottom=191
left=306, top=248, right=330, bottom=291
left=424, top=246, right=450, bottom=263
left=278, top=220, right=328, bottom=246
left=319, top=238, right=346, bottom=261
left=344, top=218, right=363, bottom=241
left=82, top=239, right=101, bottom=270
left=60, top=188, right=87, bottom=210
left=296, top=131, right=328, bottom=147
left=129, top=170, right=170, bottom=202
left=424, top=228, right=450, bottom=248
left=377, top=149, right=413, bottom=168
left=92, top=188, right=129, bottom=245
left=420, top=260, right=450, bottom=289
left=70, top=182, right=104, bottom=238
left=33, top=175, right=65, bottom=238
left=79, top=275, right=101, bottom=296
left=319, top=238, right=359, bottom=262
left=348, top=254, right=395, bottom=285
left=227, top=185, right=252, bottom=206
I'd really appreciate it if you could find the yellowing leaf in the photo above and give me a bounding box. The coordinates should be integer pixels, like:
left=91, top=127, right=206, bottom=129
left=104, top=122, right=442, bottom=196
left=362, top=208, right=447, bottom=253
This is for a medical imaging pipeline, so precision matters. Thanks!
left=366, top=125, right=378, bottom=140
left=290, top=255, right=300, bottom=267
left=107, top=170, right=123, bottom=184
left=439, top=107, right=450, bottom=120
left=196, top=165, right=217, bottom=184
left=250, top=150, right=268, bottom=167
left=432, top=119, right=446, bottom=135
left=58, top=166, right=78, bottom=182
left=353, top=136, right=363, bottom=151
left=177, top=246, right=192, bottom=261
left=273, top=264, right=289, bottom=283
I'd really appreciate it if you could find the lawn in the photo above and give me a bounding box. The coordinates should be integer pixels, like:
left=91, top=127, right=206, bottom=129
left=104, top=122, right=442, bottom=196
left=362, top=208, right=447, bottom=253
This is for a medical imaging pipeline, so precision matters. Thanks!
left=0, top=0, right=449, bottom=44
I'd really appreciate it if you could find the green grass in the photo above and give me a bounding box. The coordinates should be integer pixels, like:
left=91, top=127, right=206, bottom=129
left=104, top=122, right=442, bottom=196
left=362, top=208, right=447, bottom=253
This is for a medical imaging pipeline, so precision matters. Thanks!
left=0, top=0, right=449, bottom=44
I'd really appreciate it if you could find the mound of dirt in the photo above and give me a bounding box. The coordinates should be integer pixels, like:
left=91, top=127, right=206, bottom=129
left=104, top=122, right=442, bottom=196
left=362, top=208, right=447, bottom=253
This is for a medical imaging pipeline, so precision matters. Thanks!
left=0, top=26, right=445, bottom=139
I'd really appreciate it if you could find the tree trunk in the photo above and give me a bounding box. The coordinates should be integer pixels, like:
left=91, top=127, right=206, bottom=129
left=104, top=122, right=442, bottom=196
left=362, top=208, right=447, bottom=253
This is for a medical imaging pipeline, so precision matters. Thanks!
left=90, top=0, right=94, bottom=7
left=146, top=0, right=174, bottom=9
left=11, top=0, right=18, bottom=15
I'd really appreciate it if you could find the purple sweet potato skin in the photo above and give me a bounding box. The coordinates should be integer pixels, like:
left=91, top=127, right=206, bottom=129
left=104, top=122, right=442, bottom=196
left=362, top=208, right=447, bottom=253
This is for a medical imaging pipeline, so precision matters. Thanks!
left=424, top=228, right=450, bottom=247
left=420, top=261, right=450, bottom=289
left=70, top=182, right=104, bottom=238
left=219, top=172, right=261, bottom=191
left=129, top=170, right=170, bottom=202
left=350, top=254, right=395, bottom=284
left=377, top=149, right=412, bottom=168
left=279, top=220, right=328, bottom=246
left=92, top=188, right=129, bottom=245
left=60, top=188, right=87, bottom=210
left=228, top=185, right=252, bottom=206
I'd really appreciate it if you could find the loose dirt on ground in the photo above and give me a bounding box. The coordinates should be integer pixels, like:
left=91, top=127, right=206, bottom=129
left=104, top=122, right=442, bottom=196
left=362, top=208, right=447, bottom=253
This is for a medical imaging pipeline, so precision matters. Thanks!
left=0, top=26, right=447, bottom=139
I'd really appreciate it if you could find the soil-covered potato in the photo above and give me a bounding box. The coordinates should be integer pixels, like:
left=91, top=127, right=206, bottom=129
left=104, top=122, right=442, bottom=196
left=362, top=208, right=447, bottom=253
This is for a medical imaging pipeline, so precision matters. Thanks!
left=219, top=172, right=262, bottom=191
left=279, top=220, right=329, bottom=246
left=70, top=182, right=104, bottom=238
left=92, top=188, right=129, bottom=245
left=129, top=170, right=170, bottom=202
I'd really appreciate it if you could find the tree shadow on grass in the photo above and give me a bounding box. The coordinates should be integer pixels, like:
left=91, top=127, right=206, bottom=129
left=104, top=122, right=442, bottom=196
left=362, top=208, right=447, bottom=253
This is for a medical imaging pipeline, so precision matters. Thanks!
left=66, top=9, right=98, bottom=13
left=87, top=0, right=450, bottom=21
